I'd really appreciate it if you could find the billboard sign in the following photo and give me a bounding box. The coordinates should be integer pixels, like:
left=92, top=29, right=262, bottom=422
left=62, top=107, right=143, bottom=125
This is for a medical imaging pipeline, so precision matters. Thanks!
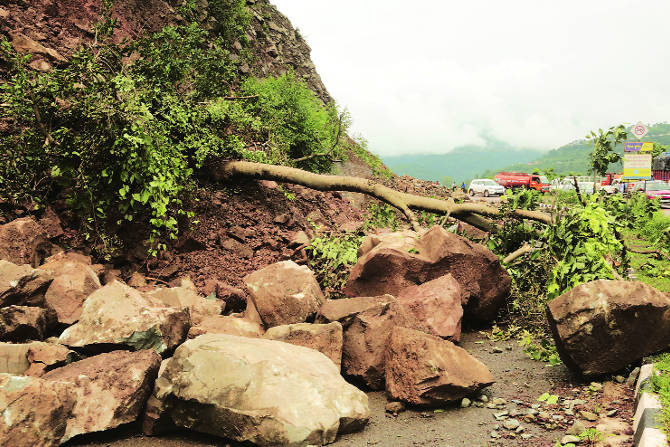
left=623, top=153, right=652, bottom=179
left=624, top=142, right=653, bottom=152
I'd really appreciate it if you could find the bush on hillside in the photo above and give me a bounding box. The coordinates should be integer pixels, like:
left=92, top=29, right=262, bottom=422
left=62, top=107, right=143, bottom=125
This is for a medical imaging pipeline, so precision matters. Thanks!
left=0, top=18, right=348, bottom=252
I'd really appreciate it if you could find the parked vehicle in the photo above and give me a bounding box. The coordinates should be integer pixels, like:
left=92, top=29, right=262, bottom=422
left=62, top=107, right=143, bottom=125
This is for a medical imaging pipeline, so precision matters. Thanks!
left=468, top=179, right=506, bottom=197
left=554, top=178, right=595, bottom=194
left=493, top=172, right=550, bottom=192
left=600, top=173, right=623, bottom=194
left=630, top=180, right=670, bottom=208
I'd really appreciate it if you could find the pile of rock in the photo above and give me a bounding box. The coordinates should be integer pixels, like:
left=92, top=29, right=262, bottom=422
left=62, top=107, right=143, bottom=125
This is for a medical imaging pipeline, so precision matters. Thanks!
left=0, top=217, right=510, bottom=446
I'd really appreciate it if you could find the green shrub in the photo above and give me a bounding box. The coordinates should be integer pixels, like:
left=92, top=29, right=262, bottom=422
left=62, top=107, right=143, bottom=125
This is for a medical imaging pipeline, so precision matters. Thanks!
left=1, top=19, right=348, bottom=252
left=545, top=198, right=623, bottom=299
left=306, top=232, right=363, bottom=293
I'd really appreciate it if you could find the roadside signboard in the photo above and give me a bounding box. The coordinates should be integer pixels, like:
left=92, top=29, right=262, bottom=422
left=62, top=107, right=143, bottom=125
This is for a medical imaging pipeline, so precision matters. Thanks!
left=624, top=142, right=653, bottom=152
left=631, top=122, right=649, bottom=140
left=623, top=152, right=652, bottom=179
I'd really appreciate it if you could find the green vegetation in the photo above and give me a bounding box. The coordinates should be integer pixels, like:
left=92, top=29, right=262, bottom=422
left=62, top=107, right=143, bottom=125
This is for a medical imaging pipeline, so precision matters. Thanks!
left=650, top=352, right=670, bottom=435
left=544, top=197, right=623, bottom=300
left=305, top=201, right=400, bottom=295
left=587, top=125, right=627, bottom=181
left=0, top=5, right=355, bottom=253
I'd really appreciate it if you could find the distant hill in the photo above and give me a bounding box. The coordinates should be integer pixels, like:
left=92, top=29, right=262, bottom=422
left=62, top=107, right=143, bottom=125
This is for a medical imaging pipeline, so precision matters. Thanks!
left=384, top=123, right=670, bottom=184
left=487, top=122, right=670, bottom=177
left=382, top=141, right=543, bottom=184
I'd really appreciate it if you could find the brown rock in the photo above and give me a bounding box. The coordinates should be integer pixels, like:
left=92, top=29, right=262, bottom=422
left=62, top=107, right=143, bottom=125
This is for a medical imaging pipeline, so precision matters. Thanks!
left=38, top=207, right=64, bottom=239
left=0, top=217, right=52, bottom=266
left=58, top=281, right=189, bottom=354
left=339, top=297, right=422, bottom=389
left=243, top=260, right=324, bottom=328
left=547, top=280, right=670, bottom=376
left=101, top=267, right=122, bottom=285
left=288, top=230, right=311, bottom=248
left=396, top=275, right=463, bottom=341
left=219, top=236, right=254, bottom=259
left=0, top=373, right=77, bottom=447
left=0, top=260, right=53, bottom=307
left=208, top=280, right=247, bottom=313
left=187, top=315, right=264, bottom=339
left=43, top=251, right=92, bottom=266
left=0, top=306, right=54, bottom=342
left=127, top=271, right=147, bottom=288
left=143, top=334, right=369, bottom=444
left=316, top=295, right=396, bottom=324
left=343, top=226, right=511, bottom=321
left=43, top=350, right=161, bottom=442
left=385, top=326, right=494, bottom=405
left=243, top=295, right=265, bottom=326
left=10, top=32, right=66, bottom=61
left=0, top=342, right=32, bottom=374
left=25, top=342, right=78, bottom=377
left=144, top=285, right=223, bottom=325
left=40, top=259, right=101, bottom=325
left=264, top=322, right=343, bottom=368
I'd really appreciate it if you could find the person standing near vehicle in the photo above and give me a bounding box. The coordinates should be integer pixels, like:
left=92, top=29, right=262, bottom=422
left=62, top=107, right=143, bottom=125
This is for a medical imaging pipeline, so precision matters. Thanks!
left=461, top=182, right=466, bottom=192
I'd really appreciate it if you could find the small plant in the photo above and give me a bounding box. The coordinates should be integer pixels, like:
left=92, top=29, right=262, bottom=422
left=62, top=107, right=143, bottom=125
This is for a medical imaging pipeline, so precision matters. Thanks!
left=305, top=232, right=363, bottom=294
left=364, top=202, right=398, bottom=230
left=578, top=427, right=604, bottom=445
left=537, top=392, right=559, bottom=404
left=520, top=330, right=562, bottom=365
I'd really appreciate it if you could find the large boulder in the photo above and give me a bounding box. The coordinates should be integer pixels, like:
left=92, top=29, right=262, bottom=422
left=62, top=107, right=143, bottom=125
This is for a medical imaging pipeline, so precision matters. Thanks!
left=264, top=322, right=343, bottom=368
left=58, top=281, right=189, bottom=354
left=396, top=274, right=463, bottom=341
left=547, top=280, right=670, bottom=376
left=343, top=226, right=511, bottom=321
left=0, top=260, right=53, bottom=307
left=385, top=326, right=494, bottom=405
left=332, top=296, right=427, bottom=390
left=0, top=373, right=77, bottom=447
left=0, top=305, right=54, bottom=342
left=187, top=315, right=264, bottom=339
left=144, top=334, right=369, bottom=446
left=243, top=260, right=324, bottom=328
left=144, top=285, right=223, bottom=325
left=40, top=258, right=101, bottom=325
left=43, top=350, right=161, bottom=442
left=0, top=217, right=52, bottom=267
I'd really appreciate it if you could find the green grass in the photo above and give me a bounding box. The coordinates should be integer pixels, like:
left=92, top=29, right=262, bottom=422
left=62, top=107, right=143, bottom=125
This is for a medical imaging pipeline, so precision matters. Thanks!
left=649, top=352, right=670, bottom=435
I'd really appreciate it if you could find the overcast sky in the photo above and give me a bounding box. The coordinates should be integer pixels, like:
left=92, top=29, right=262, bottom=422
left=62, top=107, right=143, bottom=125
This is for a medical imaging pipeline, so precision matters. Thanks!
left=271, top=0, right=670, bottom=156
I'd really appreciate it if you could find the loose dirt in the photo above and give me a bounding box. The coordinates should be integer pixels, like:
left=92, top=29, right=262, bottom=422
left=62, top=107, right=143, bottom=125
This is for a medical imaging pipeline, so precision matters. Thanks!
left=68, top=331, right=635, bottom=447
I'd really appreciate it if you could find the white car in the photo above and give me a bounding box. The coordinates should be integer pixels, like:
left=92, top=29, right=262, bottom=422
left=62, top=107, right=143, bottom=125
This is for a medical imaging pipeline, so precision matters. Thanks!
left=468, top=179, right=506, bottom=197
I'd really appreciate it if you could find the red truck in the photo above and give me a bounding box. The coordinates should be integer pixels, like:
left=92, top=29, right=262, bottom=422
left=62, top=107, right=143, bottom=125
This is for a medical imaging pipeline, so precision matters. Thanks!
left=493, top=172, right=550, bottom=192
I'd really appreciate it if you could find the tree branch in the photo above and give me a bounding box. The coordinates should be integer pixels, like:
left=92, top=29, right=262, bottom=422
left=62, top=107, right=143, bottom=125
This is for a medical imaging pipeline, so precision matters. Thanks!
left=572, top=176, right=585, bottom=207
left=502, top=243, right=536, bottom=264
left=213, top=161, right=553, bottom=232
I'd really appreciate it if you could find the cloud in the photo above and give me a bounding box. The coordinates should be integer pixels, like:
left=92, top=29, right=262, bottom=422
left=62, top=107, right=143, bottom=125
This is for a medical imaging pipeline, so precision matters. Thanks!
left=271, top=0, right=670, bottom=155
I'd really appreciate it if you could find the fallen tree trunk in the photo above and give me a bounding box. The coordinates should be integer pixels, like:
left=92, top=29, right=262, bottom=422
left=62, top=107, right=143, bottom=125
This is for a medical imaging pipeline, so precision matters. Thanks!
left=213, top=160, right=552, bottom=232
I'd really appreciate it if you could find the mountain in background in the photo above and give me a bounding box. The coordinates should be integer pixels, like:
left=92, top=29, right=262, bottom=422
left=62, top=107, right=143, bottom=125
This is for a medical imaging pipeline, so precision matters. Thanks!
left=384, top=123, right=670, bottom=183
left=381, top=137, right=543, bottom=184
left=485, top=122, right=670, bottom=177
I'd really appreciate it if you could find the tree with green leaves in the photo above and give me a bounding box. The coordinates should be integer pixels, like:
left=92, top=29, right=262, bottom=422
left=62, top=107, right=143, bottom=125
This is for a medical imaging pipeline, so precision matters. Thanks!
left=587, top=125, right=627, bottom=188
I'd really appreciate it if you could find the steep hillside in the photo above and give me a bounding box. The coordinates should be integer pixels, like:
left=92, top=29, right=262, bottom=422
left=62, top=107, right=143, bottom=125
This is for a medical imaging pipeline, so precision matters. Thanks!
left=0, top=0, right=331, bottom=102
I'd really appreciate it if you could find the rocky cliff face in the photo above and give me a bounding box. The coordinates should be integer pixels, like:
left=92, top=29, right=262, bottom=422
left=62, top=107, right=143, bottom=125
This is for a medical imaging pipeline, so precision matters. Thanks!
left=0, top=0, right=332, bottom=103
